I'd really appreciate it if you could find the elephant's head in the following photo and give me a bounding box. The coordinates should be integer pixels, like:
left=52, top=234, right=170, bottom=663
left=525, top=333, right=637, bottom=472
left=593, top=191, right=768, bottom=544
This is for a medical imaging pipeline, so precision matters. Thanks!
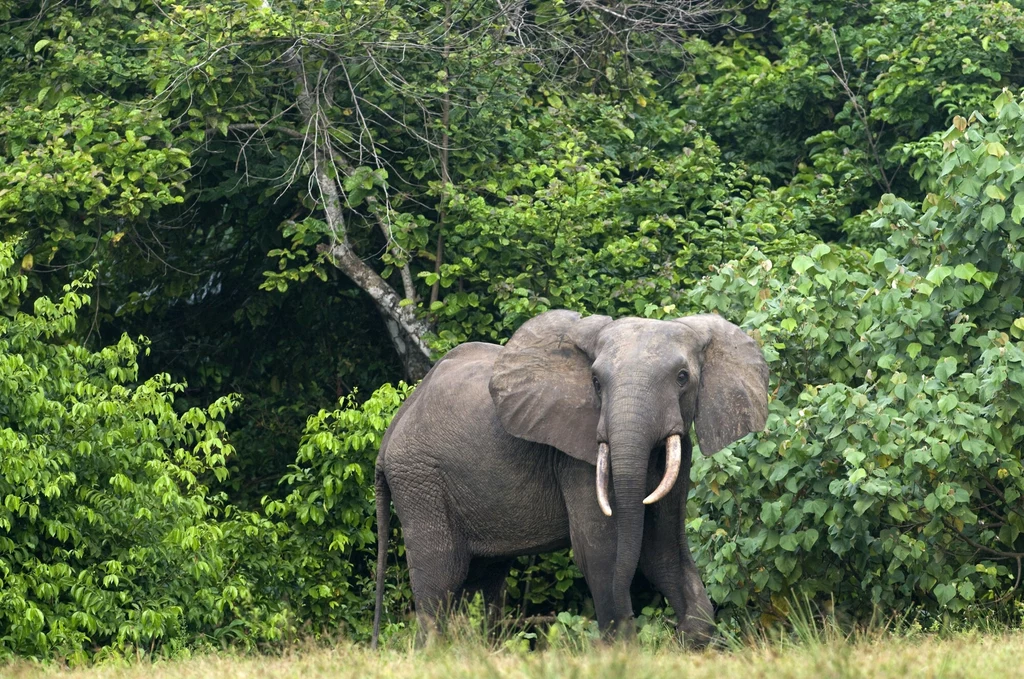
left=489, top=310, right=769, bottom=622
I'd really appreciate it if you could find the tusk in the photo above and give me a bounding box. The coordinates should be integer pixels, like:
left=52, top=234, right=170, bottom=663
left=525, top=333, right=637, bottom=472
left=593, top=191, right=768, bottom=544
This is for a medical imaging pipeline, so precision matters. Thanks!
left=596, top=442, right=612, bottom=517
left=643, top=434, right=681, bottom=505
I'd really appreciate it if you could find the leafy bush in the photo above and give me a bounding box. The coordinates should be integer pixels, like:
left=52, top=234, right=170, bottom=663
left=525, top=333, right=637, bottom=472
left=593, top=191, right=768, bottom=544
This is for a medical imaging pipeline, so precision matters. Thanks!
left=263, top=383, right=413, bottom=640
left=430, top=96, right=817, bottom=350
left=687, top=89, right=1024, bottom=625
left=0, top=242, right=287, bottom=662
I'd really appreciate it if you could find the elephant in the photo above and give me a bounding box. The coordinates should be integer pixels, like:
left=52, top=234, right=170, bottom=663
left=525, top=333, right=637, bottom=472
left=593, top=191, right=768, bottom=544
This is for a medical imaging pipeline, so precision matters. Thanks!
left=371, top=309, right=769, bottom=647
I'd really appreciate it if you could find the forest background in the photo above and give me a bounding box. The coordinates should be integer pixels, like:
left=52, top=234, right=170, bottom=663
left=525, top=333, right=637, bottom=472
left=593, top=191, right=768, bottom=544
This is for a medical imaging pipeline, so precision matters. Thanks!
left=4, top=0, right=1024, bottom=663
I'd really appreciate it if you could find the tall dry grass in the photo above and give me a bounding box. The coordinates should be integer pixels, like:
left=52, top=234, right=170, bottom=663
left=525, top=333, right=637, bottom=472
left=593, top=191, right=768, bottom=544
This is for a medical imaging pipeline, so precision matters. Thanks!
left=5, top=626, right=1024, bottom=679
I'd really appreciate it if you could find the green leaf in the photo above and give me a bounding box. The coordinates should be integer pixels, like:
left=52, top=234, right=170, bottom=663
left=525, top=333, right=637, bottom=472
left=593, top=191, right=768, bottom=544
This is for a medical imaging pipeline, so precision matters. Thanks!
left=986, top=141, right=1007, bottom=158
left=779, top=534, right=800, bottom=551
left=981, top=204, right=1006, bottom=229
left=925, top=266, right=953, bottom=285
left=791, top=255, right=815, bottom=275
left=34, top=39, right=51, bottom=52
left=844, top=448, right=866, bottom=466
left=853, top=498, right=875, bottom=515
left=888, top=502, right=909, bottom=522
left=959, top=580, right=976, bottom=601
left=974, top=270, right=997, bottom=288
left=802, top=499, right=828, bottom=518
left=775, top=554, right=797, bottom=576
left=934, top=583, right=957, bottom=606
left=985, top=184, right=1008, bottom=201
left=869, top=248, right=890, bottom=272
left=935, top=357, right=958, bottom=381
left=953, top=263, right=978, bottom=280
left=999, top=524, right=1020, bottom=547
left=761, top=501, right=782, bottom=526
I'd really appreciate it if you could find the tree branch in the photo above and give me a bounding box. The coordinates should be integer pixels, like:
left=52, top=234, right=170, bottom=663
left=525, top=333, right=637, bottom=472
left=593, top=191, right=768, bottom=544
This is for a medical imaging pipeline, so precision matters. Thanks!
left=284, top=46, right=433, bottom=380
left=825, top=27, right=891, bottom=193
left=226, top=123, right=308, bottom=140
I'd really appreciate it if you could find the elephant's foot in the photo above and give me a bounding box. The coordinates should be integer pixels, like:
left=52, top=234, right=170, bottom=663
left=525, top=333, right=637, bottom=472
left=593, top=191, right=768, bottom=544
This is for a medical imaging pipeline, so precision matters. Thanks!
left=414, top=611, right=443, bottom=649
left=677, top=613, right=716, bottom=649
left=595, top=615, right=637, bottom=645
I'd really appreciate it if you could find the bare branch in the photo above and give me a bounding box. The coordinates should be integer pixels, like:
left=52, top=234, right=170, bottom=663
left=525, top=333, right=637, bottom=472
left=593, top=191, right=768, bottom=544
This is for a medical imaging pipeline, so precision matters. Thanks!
left=284, top=45, right=433, bottom=379
left=226, top=123, right=307, bottom=140
left=825, top=26, right=891, bottom=193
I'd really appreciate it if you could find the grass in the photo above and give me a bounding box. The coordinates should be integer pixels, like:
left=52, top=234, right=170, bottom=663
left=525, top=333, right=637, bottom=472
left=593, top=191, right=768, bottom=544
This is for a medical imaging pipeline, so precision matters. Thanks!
left=5, top=629, right=1024, bottom=679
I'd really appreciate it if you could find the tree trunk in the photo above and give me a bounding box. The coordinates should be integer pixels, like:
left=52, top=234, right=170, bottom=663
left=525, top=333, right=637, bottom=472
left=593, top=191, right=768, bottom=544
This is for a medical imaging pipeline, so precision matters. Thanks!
left=317, top=242, right=434, bottom=381
left=286, top=47, right=433, bottom=382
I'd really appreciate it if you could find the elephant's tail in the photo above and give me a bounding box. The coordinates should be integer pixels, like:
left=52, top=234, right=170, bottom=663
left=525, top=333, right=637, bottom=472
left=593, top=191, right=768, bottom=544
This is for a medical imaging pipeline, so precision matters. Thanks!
left=371, top=465, right=391, bottom=650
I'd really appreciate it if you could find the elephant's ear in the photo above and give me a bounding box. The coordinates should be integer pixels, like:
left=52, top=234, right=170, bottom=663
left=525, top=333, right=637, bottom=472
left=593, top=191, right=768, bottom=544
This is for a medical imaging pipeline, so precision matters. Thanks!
left=675, top=314, right=769, bottom=456
left=489, top=310, right=612, bottom=465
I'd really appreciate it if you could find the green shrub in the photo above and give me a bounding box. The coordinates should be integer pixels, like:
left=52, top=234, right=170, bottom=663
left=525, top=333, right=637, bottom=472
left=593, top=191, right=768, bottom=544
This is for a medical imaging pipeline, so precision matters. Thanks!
left=0, top=242, right=286, bottom=662
left=687, top=89, right=1024, bottom=626
left=263, top=383, right=413, bottom=640
left=428, top=96, right=817, bottom=351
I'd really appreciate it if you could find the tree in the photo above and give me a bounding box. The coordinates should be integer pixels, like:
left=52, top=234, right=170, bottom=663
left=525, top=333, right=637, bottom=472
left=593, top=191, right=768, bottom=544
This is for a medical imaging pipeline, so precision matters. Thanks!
left=139, top=0, right=735, bottom=380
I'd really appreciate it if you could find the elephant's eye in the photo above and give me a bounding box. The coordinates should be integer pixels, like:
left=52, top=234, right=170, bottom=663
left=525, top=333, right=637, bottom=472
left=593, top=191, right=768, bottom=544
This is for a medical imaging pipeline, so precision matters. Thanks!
left=677, top=369, right=690, bottom=387
left=592, top=375, right=602, bottom=395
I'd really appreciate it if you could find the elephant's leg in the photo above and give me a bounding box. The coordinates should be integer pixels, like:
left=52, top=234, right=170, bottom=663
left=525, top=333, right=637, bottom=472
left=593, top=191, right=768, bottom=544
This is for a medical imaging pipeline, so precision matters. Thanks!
left=675, top=536, right=715, bottom=644
left=638, top=469, right=715, bottom=647
left=641, top=528, right=714, bottom=645
left=409, top=553, right=470, bottom=645
left=570, top=533, right=621, bottom=635
left=461, top=558, right=513, bottom=634
left=562, top=464, right=625, bottom=635
left=397, top=493, right=471, bottom=646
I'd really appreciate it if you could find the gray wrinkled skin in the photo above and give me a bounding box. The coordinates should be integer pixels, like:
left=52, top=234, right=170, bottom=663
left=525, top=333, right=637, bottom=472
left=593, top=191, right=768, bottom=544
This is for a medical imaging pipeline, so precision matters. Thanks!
left=372, top=311, right=769, bottom=648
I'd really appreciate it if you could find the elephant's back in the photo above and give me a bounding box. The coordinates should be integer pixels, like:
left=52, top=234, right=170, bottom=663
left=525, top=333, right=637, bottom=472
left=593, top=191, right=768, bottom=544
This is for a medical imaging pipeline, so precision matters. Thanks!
left=379, top=341, right=506, bottom=464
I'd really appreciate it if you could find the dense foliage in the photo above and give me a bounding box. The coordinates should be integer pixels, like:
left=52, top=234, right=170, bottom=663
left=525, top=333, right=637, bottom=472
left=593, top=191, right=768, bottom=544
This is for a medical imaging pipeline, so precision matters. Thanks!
left=684, top=87, right=1024, bottom=623
left=4, top=0, right=1024, bottom=660
left=0, top=241, right=279, bottom=661
left=0, top=254, right=412, bottom=659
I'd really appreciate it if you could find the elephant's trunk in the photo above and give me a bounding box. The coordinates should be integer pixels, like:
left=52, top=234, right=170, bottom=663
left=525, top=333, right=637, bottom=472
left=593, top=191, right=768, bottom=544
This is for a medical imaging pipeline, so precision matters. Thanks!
left=607, top=402, right=661, bottom=635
